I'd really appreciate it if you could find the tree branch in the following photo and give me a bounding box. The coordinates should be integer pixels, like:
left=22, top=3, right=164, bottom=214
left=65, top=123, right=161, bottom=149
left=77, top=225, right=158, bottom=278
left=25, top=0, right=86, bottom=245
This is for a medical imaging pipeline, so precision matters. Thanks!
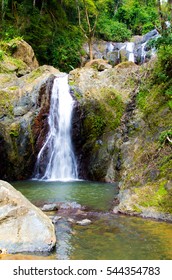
left=76, top=0, right=88, bottom=38
left=167, top=136, right=172, bottom=144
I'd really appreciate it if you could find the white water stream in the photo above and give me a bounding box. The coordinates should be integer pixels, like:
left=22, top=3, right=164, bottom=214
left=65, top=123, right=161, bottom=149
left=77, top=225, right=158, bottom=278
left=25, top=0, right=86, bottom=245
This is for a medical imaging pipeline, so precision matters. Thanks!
left=126, top=42, right=135, bottom=62
left=34, top=74, right=78, bottom=181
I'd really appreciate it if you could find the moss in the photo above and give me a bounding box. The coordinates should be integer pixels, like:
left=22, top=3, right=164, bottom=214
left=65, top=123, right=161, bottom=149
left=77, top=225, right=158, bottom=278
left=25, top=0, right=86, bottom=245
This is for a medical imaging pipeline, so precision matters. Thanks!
left=69, top=81, right=75, bottom=86
left=134, top=180, right=168, bottom=210
left=27, top=123, right=35, bottom=153
left=0, top=55, right=27, bottom=74
left=8, top=57, right=26, bottom=69
left=0, top=75, right=12, bottom=84
left=159, top=156, right=172, bottom=180
left=83, top=87, right=125, bottom=141
left=0, top=90, right=14, bottom=116
left=132, top=204, right=142, bottom=213
left=115, top=61, right=136, bottom=69
left=27, top=68, right=44, bottom=83
left=0, top=37, right=23, bottom=54
left=9, top=123, right=20, bottom=137
left=8, top=86, right=19, bottom=91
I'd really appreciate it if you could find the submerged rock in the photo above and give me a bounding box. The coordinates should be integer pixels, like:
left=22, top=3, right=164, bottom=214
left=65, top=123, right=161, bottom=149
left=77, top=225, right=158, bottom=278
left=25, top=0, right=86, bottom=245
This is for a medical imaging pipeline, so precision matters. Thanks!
left=42, top=203, right=58, bottom=211
left=0, top=180, right=56, bottom=253
left=76, top=219, right=92, bottom=226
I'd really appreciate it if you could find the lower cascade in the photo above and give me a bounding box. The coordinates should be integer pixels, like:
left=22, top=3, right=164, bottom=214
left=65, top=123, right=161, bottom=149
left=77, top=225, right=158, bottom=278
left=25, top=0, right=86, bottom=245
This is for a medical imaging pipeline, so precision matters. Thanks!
left=34, top=74, right=78, bottom=181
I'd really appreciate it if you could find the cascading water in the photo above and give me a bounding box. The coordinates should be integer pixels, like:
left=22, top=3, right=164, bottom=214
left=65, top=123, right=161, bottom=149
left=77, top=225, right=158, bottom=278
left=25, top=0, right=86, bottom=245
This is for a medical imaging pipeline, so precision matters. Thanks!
left=126, top=42, right=135, bottom=62
left=34, top=74, right=78, bottom=181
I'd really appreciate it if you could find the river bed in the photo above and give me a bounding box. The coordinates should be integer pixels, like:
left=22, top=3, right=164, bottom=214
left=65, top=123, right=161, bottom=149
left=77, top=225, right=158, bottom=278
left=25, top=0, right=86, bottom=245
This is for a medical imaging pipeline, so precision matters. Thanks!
left=2, top=180, right=172, bottom=260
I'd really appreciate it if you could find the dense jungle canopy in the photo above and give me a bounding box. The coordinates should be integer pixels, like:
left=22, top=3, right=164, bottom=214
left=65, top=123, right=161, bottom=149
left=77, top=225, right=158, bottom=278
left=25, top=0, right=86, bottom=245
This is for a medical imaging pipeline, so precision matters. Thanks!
left=0, top=0, right=171, bottom=71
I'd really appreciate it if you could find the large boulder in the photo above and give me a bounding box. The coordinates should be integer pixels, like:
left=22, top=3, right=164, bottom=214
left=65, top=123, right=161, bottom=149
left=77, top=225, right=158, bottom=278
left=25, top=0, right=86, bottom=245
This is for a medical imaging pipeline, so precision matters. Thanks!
left=12, top=39, right=39, bottom=71
left=0, top=180, right=56, bottom=253
left=0, top=38, right=39, bottom=76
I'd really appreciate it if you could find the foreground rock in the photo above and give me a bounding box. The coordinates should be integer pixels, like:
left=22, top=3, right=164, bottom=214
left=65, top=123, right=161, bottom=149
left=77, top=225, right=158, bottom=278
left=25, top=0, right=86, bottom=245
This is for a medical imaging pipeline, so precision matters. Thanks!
left=0, top=180, right=56, bottom=253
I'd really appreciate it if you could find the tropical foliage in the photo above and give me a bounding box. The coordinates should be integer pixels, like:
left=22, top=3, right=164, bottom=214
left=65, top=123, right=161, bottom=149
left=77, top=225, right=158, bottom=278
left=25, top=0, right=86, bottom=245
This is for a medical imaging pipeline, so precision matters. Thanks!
left=0, top=0, right=171, bottom=71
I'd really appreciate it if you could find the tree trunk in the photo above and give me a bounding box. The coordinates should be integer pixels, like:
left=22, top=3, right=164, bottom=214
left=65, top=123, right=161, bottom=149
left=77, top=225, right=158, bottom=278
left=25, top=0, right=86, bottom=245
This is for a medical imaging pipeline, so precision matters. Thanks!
left=88, top=37, right=93, bottom=60
left=157, top=0, right=167, bottom=33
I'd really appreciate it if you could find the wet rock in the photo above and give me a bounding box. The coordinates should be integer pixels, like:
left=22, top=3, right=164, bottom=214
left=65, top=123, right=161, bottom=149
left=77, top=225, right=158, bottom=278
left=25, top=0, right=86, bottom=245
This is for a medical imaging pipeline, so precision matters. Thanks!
left=67, top=218, right=75, bottom=223
left=0, top=180, right=56, bottom=253
left=140, top=208, right=172, bottom=222
left=52, top=216, right=62, bottom=224
left=76, top=219, right=92, bottom=226
left=59, top=202, right=82, bottom=210
left=107, top=51, right=120, bottom=66
left=42, top=203, right=58, bottom=211
left=140, top=29, right=159, bottom=44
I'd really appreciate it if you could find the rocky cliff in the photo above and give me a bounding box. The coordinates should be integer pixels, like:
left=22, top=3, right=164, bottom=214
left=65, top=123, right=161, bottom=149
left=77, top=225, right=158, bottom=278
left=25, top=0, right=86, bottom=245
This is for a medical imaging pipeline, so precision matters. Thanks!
left=0, top=39, right=59, bottom=180
left=69, top=58, right=172, bottom=221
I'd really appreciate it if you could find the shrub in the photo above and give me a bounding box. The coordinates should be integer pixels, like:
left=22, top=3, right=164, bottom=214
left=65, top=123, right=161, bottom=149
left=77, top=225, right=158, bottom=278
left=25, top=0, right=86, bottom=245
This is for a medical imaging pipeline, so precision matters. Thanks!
left=97, top=17, right=132, bottom=42
left=159, top=130, right=172, bottom=146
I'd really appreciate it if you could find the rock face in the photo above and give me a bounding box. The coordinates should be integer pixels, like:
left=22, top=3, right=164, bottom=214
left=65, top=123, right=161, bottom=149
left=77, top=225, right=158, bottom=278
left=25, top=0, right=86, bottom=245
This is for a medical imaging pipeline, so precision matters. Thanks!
left=70, top=57, right=172, bottom=220
left=70, top=62, right=140, bottom=181
left=0, top=65, right=59, bottom=180
left=112, top=59, right=172, bottom=221
left=0, top=39, right=60, bottom=180
left=0, top=180, right=56, bottom=253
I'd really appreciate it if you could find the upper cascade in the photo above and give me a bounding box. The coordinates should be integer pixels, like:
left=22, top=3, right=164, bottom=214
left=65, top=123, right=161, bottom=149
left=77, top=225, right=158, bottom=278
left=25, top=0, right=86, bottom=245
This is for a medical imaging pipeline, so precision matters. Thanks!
left=34, top=74, right=78, bottom=181
left=82, top=29, right=160, bottom=66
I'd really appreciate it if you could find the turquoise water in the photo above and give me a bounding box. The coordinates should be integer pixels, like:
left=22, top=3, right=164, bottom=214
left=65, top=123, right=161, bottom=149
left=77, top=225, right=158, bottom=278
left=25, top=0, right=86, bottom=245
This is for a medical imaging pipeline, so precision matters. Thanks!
left=9, top=180, right=172, bottom=260
left=12, top=180, right=117, bottom=211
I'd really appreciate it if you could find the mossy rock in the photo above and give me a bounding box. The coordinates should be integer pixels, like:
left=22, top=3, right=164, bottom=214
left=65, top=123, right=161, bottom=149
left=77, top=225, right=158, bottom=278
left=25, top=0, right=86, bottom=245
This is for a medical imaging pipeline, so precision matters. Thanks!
left=84, top=59, right=111, bottom=71
left=115, top=61, right=136, bottom=69
left=0, top=54, right=28, bottom=74
left=9, top=123, right=20, bottom=137
left=82, top=87, right=125, bottom=141
left=0, top=89, right=14, bottom=117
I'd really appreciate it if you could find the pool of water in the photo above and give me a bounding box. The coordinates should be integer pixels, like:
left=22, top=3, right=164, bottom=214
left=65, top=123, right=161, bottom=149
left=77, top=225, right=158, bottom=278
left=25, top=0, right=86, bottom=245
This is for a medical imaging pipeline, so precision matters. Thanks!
left=12, top=180, right=118, bottom=211
left=4, top=180, right=172, bottom=260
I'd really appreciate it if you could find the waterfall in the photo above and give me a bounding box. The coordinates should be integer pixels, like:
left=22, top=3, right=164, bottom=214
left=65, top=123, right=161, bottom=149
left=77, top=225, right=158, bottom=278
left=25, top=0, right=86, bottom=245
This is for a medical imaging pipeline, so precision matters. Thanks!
left=34, top=74, right=78, bottom=181
left=126, top=42, right=135, bottom=62
left=141, top=41, right=147, bottom=63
